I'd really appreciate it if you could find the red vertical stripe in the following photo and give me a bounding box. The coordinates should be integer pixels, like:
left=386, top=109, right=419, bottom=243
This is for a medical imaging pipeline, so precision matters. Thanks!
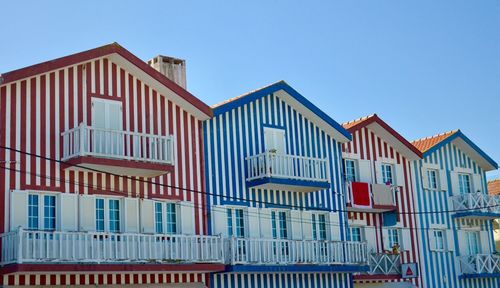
left=40, top=76, right=47, bottom=186
left=95, top=60, right=101, bottom=94
left=49, top=73, right=56, bottom=187
left=0, top=86, right=6, bottom=232
left=103, top=58, right=109, bottom=96
left=19, top=81, right=27, bottom=189
left=112, top=63, right=118, bottom=97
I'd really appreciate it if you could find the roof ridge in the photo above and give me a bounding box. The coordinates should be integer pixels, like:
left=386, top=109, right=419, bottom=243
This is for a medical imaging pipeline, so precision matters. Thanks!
left=211, top=80, right=285, bottom=108
left=341, top=113, right=376, bottom=126
left=411, top=129, right=459, bottom=143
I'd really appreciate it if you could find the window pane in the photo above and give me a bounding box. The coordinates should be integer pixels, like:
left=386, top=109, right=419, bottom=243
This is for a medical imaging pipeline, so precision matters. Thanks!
left=96, top=198, right=105, bottom=232
left=227, top=208, right=233, bottom=236
left=43, top=195, right=56, bottom=231
left=28, top=194, right=39, bottom=230
left=345, top=160, right=356, bottom=182
left=318, top=214, right=327, bottom=240
left=271, top=211, right=277, bottom=239
left=109, top=199, right=120, bottom=232
left=155, top=202, right=163, bottom=234
left=235, top=209, right=245, bottom=237
left=312, top=214, right=317, bottom=240
left=382, top=164, right=393, bottom=184
left=166, top=203, right=177, bottom=234
left=279, top=212, right=287, bottom=239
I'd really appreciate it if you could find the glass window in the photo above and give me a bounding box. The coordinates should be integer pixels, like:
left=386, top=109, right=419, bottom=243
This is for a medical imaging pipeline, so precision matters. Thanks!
left=43, top=195, right=56, bottom=231
left=271, top=211, right=288, bottom=239
left=227, top=208, right=245, bottom=237
left=345, top=160, right=357, bottom=182
left=458, top=174, right=471, bottom=194
left=382, top=164, right=393, bottom=184
left=108, top=199, right=120, bottom=232
left=28, top=194, right=39, bottom=230
left=349, top=227, right=362, bottom=242
left=434, top=230, right=445, bottom=250
left=166, top=203, right=177, bottom=234
left=388, top=229, right=399, bottom=248
left=155, top=202, right=163, bottom=234
left=227, top=208, right=233, bottom=236
left=427, top=170, right=438, bottom=190
left=96, top=198, right=105, bottom=232
left=312, top=213, right=328, bottom=240
left=466, top=231, right=479, bottom=255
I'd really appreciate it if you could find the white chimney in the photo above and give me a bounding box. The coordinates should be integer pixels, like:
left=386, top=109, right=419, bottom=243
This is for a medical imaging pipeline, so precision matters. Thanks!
left=148, top=55, right=187, bottom=89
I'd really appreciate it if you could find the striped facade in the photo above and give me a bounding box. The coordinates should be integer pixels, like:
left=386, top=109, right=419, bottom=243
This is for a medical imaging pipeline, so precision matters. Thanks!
left=204, top=82, right=359, bottom=288
left=412, top=132, right=499, bottom=288
left=341, top=115, right=422, bottom=287
left=0, top=44, right=217, bottom=286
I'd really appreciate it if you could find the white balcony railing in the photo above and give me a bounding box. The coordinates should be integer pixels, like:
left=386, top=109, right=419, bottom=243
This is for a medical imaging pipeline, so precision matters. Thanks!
left=1, top=228, right=224, bottom=265
left=246, top=152, right=329, bottom=183
left=368, top=253, right=401, bottom=275
left=228, top=237, right=367, bottom=265
left=458, top=254, right=500, bottom=275
left=451, top=192, right=500, bottom=214
left=62, top=123, right=175, bottom=165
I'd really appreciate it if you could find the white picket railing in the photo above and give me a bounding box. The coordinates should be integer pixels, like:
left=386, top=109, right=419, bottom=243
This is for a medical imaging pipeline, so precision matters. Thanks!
left=228, top=237, right=367, bottom=265
left=62, top=123, right=175, bottom=165
left=246, top=152, right=329, bottom=183
left=451, top=192, right=500, bottom=214
left=458, top=254, right=500, bottom=275
left=368, top=253, right=401, bottom=275
left=0, top=228, right=224, bottom=265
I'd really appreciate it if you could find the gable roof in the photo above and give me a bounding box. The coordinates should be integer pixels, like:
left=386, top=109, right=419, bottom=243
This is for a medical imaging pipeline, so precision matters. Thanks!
left=488, top=180, right=500, bottom=195
left=342, top=114, right=422, bottom=160
left=212, top=81, right=351, bottom=142
left=0, top=42, right=212, bottom=119
left=412, top=130, right=498, bottom=171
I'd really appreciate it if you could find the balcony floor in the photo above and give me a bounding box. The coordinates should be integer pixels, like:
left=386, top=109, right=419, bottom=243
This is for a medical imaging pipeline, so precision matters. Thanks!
left=346, top=204, right=398, bottom=213
left=452, top=211, right=500, bottom=220
left=223, top=264, right=369, bottom=273
left=459, top=272, right=500, bottom=279
left=246, top=177, right=330, bottom=192
left=63, top=156, right=174, bottom=178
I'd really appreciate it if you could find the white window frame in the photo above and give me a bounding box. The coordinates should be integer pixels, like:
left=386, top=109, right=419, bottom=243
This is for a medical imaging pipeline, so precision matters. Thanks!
left=388, top=228, right=400, bottom=248
left=465, top=230, right=480, bottom=255
left=349, top=226, right=363, bottom=242
left=91, top=97, right=123, bottom=130
left=458, top=173, right=472, bottom=194
left=226, top=207, right=246, bottom=238
left=263, top=127, right=286, bottom=154
left=427, top=169, right=439, bottom=190
left=381, top=163, right=394, bottom=184
left=344, top=159, right=357, bottom=182
left=433, top=229, right=446, bottom=251
left=312, top=213, right=328, bottom=240
left=94, top=196, right=123, bottom=233
left=154, top=201, right=179, bottom=235
left=27, top=192, right=58, bottom=231
left=271, top=209, right=289, bottom=240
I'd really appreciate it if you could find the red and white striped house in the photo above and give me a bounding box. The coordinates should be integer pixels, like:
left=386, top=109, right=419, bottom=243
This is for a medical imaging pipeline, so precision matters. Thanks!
left=0, top=43, right=224, bottom=287
left=341, top=114, right=423, bottom=288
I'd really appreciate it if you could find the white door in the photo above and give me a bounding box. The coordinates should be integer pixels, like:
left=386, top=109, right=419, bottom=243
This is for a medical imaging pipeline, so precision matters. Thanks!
left=91, top=98, right=123, bottom=156
left=271, top=210, right=289, bottom=258
left=264, top=127, right=286, bottom=154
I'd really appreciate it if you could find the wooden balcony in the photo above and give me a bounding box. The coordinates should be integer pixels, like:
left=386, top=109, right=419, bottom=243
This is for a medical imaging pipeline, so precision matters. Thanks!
left=227, top=237, right=367, bottom=265
left=1, top=228, right=224, bottom=265
left=61, top=123, right=175, bottom=177
left=245, top=152, right=330, bottom=192
left=451, top=193, right=500, bottom=219
left=458, top=254, right=500, bottom=277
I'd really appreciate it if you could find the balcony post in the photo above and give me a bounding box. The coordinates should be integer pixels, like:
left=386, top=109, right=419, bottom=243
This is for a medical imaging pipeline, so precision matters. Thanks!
left=16, top=227, right=23, bottom=264
left=79, top=123, right=86, bottom=157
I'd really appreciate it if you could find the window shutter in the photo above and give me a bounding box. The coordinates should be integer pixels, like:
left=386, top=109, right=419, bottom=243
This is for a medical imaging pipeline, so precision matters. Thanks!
left=211, top=205, right=227, bottom=236
left=364, top=226, right=377, bottom=253
left=260, top=209, right=273, bottom=239
left=59, top=193, right=78, bottom=231
left=456, top=230, right=467, bottom=254
left=446, top=230, right=455, bottom=251
left=358, top=160, right=372, bottom=183
left=290, top=209, right=302, bottom=240
left=124, top=198, right=139, bottom=233
left=421, top=167, right=429, bottom=190
left=428, top=230, right=437, bottom=251
left=479, top=230, right=491, bottom=254
left=10, top=190, right=28, bottom=230
left=382, top=228, right=390, bottom=251
left=473, top=174, right=483, bottom=193
left=439, top=170, right=448, bottom=191
left=179, top=201, right=195, bottom=235
left=328, top=212, right=341, bottom=241
left=140, top=199, right=155, bottom=234
left=79, top=195, right=96, bottom=232
left=375, top=161, right=383, bottom=184
left=450, top=172, right=460, bottom=195
left=302, top=210, right=313, bottom=240
left=401, top=228, right=411, bottom=250
left=247, top=207, right=260, bottom=238
left=395, top=163, right=405, bottom=187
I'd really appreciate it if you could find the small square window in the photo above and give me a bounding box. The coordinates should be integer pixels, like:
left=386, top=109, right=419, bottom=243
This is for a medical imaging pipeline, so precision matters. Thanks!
left=433, top=230, right=445, bottom=251
left=427, top=170, right=438, bottom=190
left=345, top=160, right=357, bottom=182
left=382, top=164, right=393, bottom=184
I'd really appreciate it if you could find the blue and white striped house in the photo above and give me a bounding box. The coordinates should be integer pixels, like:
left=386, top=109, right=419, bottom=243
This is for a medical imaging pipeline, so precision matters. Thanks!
left=203, top=81, right=369, bottom=287
left=411, top=130, right=499, bottom=288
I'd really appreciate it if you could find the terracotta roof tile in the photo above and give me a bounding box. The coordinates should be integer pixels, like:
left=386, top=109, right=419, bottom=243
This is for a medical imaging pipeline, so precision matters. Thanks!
left=411, top=130, right=459, bottom=153
left=488, top=180, right=500, bottom=195
left=342, top=114, right=376, bottom=129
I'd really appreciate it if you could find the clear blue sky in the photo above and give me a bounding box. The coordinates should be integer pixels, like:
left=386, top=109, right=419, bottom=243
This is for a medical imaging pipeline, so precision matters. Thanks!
left=2, top=0, right=499, bottom=179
